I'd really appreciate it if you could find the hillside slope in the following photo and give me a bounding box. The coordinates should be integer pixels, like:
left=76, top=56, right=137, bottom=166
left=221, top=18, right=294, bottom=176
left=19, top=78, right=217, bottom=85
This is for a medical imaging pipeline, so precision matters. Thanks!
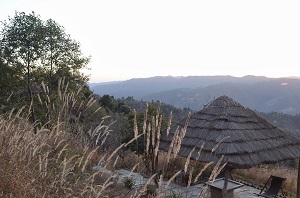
left=92, top=76, right=300, bottom=114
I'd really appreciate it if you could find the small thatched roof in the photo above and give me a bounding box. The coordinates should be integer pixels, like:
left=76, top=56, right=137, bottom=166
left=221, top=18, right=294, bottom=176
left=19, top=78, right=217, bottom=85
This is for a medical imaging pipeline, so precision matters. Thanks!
left=159, top=95, right=300, bottom=168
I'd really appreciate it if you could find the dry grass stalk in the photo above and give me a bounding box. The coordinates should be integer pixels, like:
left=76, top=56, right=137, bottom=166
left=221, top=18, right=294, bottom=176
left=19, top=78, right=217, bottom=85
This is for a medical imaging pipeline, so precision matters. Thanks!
left=130, top=161, right=142, bottom=174
left=82, top=146, right=99, bottom=172
left=187, top=167, right=194, bottom=187
left=106, top=143, right=125, bottom=163
left=197, top=184, right=209, bottom=198
left=95, top=176, right=115, bottom=196
left=133, top=109, right=138, bottom=138
left=124, top=133, right=145, bottom=147
left=156, top=174, right=164, bottom=198
left=166, top=111, right=172, bottom=136
left=78, top=146, right=89, bottom=167
left=146, top=123, right=151, bottom=155
left=97, top=153, right=107, bottom=166
left=142, top=103, right=148, bottom=135
left=172, top=113, right=191, bottom=160
left=151, top=116, right=156, bottom=147
left=211, top=136, right=230, bottom=153
left=183, top=112, right=191, bottom=131
left=166, top=126, right=179, bottom=164
left=195, top=143, right=205, bottom=162
left=166, top=170, right=182, bottom=189
left=194, top=161, right=214, bottom=183
left=209, top=156, right=226, bottom=182
left=56, top=144, right=69, bottom=162
left=155, top=109, right=159, bottom=128
left=135, top=173, right=157, bottom=198
left=184, top=147, right=195, bottom=173
left=194, top=159, right=223, bottom=198
left=92, top=122, right=111, bottom=146
left=173, top=129, right=183, bottom=159
left=153, top=115, right=162, bottom=163
left=113, top=155, right=119, bottom=168
left=171, top=127, right=180, bottom=158
left=214, top=163, right=227, bottom=180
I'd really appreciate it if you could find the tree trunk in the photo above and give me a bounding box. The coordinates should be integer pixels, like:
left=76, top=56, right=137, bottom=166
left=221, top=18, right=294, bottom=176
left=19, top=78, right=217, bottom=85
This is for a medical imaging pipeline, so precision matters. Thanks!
left=49, top=47, right=53, bottom=95
left=46, top=47, right=53, bottom=123
left=27, top=51, right=37, bottom=134
left=222, top=168, right=229, bottom=198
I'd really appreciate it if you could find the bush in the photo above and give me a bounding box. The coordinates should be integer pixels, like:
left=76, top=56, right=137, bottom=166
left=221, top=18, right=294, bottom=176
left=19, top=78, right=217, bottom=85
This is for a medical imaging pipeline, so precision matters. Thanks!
left=146, top=184, right=156, bottom=196
left=123, top=177, right=135, bottom=189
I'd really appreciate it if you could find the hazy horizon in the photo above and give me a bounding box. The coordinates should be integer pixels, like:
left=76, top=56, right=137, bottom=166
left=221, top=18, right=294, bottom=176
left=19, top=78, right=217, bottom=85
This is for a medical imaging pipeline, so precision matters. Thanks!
left=2, top=0, right=300, bottom=83
left=89, top=74, right=300, bottom=84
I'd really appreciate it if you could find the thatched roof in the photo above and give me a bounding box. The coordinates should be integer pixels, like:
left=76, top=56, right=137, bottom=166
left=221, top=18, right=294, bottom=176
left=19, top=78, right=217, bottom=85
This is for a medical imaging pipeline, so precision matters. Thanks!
left=159, top=95, right=300, bottom=168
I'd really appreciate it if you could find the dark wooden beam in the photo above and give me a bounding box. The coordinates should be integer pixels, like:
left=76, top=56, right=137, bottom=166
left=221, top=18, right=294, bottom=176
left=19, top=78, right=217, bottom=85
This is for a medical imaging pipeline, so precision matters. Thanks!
left=222, top=167, right=229, bottom=198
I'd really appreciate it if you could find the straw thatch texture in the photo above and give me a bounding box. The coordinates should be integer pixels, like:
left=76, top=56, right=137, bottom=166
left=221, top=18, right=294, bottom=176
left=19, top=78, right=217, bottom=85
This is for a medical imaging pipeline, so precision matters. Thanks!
left=159, top=95, right=300, bottom=168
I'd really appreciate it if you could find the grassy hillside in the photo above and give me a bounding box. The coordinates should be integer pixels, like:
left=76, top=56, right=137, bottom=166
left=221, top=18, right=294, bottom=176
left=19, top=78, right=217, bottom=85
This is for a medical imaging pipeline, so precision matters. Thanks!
left=1, top=90, right=300, bottom=197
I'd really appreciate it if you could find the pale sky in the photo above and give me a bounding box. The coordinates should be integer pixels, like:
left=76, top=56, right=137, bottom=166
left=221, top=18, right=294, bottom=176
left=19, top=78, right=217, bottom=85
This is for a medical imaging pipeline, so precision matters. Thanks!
left=1, top=0, right=300, bottom=82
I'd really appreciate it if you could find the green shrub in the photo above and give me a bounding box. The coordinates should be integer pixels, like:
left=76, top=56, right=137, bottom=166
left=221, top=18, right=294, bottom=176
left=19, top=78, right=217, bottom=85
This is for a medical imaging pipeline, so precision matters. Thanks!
left=146, top=184, right=156, bottom=196
left=123, top=177, right=135, bottom=189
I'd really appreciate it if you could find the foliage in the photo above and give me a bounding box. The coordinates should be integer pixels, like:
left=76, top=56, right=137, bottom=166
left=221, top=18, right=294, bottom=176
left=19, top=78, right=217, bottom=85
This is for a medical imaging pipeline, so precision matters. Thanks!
left=96, top=94, right=190, bottom=154
left=0, top=11, right=91, bottom=125
left=99, top=94, right=117, bottom=112
left=1, top=11, right=90, bottom=90
left=259, top=111, right=300, bottom=136
left=145, top=184, right=157, bottom=196
left=171, top=192, right=183, bottom=198
left=122, top=177, right=135, bottom=189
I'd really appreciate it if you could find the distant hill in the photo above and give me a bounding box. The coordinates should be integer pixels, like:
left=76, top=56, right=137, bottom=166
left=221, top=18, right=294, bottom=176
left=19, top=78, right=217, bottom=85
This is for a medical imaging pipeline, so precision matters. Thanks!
left=258, top=112, right=300, bottom=135
left=88, top=81, right=122, bottom=88
left=92, top=75, right=300, bottom=115
left=91, top=75, right=269, bottom=98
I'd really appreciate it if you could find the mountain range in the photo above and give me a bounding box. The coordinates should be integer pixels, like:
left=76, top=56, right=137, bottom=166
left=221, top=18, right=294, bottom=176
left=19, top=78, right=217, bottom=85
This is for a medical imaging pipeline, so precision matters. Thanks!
left=91, top=75, right=300, bottom=115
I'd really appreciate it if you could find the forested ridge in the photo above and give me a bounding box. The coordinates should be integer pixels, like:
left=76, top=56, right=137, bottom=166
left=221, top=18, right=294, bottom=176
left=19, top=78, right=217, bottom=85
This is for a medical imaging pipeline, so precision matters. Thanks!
left=92, top=76, right=300, bottom=115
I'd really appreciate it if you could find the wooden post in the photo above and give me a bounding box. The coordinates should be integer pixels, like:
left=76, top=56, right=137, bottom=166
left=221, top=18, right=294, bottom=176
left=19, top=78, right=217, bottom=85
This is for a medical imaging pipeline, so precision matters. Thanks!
left=222, top=168, right=229, bottom=198
left=297, top=159, right=300, bottom=198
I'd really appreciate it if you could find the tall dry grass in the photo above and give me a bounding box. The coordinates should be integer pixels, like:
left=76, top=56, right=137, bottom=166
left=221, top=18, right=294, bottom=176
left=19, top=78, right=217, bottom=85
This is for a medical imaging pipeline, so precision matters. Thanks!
left=122, top=107, right=223, bottom=198
left=0, top=80, right=118, bottom=197
left=0, top=109, right=112, bottom=197
left=234, top=166, right=298, bottom=196
left=0, top=80, right=224, bottom=198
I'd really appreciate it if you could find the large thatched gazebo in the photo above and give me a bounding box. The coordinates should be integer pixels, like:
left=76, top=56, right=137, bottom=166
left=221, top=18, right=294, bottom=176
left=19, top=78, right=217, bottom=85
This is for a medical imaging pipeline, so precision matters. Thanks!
left=159, top=95, right=300, bottom=197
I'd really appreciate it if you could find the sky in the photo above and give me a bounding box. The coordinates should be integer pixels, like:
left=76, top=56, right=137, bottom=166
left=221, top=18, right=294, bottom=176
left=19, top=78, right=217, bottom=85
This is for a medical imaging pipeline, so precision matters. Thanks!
left=1, top=0, right=300, bottom=82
